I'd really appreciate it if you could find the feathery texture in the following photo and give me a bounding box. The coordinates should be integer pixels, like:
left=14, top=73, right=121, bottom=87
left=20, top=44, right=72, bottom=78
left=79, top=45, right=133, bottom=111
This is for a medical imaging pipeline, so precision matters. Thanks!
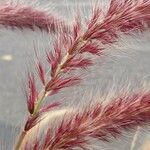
left=14, top=0, right=150, bottom=149
left=83, top=0, right=150, bottom=41
left=0, top=4, right=69, bottom=33
left=26, top=74, right=38, bottom=114
left=25, top=93, right=150, bottom=150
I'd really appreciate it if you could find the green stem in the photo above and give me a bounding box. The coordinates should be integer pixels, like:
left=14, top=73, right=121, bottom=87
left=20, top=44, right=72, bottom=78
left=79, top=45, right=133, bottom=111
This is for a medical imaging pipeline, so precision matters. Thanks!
left=33, top=90, right=47, bottom=116
left=14, top=131, right=26, bottom=150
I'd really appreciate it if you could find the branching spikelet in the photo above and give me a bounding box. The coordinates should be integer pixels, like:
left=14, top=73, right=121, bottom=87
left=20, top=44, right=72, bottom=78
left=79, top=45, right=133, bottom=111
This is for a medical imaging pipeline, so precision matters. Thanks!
left=83, top=0, right=150, bottom=42
left=25, top=93, right=150, bottom=150
left=26, top=74, right=38, bottom=114
left=24, top=101, right=60, bottom=132
left=45, top=76, right=81, bottom=92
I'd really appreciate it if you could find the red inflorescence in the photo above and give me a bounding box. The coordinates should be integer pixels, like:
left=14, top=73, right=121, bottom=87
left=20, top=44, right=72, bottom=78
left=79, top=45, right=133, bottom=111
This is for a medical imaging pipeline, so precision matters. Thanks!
left=39, top=93, right=150, bottom=149
left=0, top=5, right=69, bottom=33
left=83, top=0, right=150, bottom=41
left=26, top=74, right=38, bottom=114
left=23, top=0, right=150, bottom=149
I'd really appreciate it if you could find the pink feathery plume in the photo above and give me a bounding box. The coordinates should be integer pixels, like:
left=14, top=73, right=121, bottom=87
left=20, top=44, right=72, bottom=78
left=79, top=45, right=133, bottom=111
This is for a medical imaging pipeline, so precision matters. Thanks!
left=36, top=0, right=150, bottom=86
left=24, top=0, right=150, bottom=131
left=0, top=4, right=69, bottom=33
left=15, top=0, right=150, bottom=149
left=25, top=93, right=150, bottom=150
left=46, top=0, right=150, bottom=77
left=83, top=0, right=150, bottom=42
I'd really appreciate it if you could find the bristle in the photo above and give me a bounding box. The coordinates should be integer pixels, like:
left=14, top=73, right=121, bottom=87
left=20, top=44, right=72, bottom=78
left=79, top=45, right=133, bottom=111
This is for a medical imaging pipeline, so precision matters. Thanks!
left=40, top=102, right=61, bottom=113
left=62, top=57, right=93, bottom=70
left=26, top=74, right=38, bottom=114
left=36, top=61, right=45, bottom=85
left=45, top=76, right=81, bottom=92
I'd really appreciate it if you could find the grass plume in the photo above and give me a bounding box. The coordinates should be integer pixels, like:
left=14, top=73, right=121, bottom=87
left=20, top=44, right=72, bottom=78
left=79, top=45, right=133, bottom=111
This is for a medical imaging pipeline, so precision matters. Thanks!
left=8, top=0, right=150, bottom=149
left=25, top=93, right=150, bottom=150
left=0, top=4, right=69, bottom=33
